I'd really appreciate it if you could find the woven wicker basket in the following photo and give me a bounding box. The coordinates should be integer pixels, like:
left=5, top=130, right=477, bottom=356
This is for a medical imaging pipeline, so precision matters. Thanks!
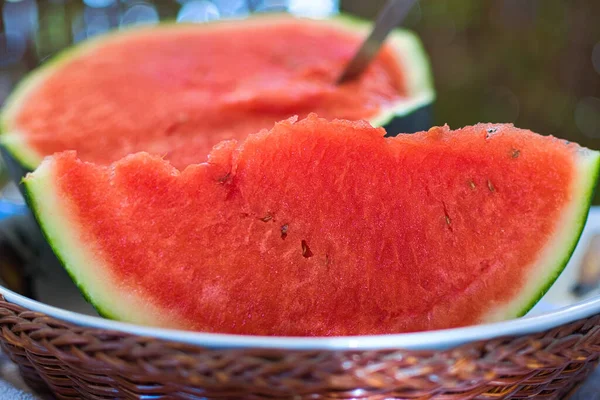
left=0, top=290, right=598, bottom=400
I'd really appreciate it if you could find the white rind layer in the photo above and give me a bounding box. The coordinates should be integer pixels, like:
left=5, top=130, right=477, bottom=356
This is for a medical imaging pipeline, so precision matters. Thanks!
left=483, top=148, right=600, bottom=322
left=24, top=160, right=187, bottom=328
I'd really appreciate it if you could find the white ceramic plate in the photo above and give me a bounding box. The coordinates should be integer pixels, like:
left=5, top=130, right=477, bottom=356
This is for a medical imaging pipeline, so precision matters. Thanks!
left=2, top=208, right=600, bottom=351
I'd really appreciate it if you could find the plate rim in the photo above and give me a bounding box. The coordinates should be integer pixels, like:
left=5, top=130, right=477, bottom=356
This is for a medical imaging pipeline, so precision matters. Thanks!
left=1, top=285, right=599, bottom=351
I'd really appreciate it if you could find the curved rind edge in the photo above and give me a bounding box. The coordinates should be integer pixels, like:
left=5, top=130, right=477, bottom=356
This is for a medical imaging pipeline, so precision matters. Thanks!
left=0, top=13, right=434, bottom=171
left=519, top=150, right=600, bottom=316
left=21, top=170, right=115, bottom=320
left=326, top=14, right=435, bottom=127
left=369, top=30, right=435, bottom=127
left=22, top=164, right=184, bottom=329
left=0, top=37, right=91, bottom=170
left=485, top=148, right=600, bottom=323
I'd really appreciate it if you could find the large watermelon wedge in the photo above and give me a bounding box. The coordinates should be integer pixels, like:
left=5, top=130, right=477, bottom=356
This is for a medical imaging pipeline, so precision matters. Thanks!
left=23, top=115, right=599, bottom=336
left=0, top=15, right=433, bottom=181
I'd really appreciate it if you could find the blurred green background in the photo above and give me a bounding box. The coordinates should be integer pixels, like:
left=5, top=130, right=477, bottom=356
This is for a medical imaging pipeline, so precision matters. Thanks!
left=1, top=0, right=600, bottom=201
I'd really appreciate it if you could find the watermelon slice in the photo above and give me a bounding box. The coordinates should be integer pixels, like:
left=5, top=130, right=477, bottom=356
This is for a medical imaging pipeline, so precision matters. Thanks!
left=0, top=15, right=433, bottom=178
left=23, top=115, right=599, bottom=336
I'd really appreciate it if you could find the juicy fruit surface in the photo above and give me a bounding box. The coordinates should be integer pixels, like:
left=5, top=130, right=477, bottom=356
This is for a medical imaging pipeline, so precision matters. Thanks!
left=9, top=19, right=404, bottom=170
left=29, top=115, right=588, bottom=336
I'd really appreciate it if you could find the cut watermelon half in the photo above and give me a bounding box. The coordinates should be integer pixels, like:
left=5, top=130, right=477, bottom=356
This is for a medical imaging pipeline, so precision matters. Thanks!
left=23, top=115, right=600, bottom=336
left=0, top=15, right=434, bottom=177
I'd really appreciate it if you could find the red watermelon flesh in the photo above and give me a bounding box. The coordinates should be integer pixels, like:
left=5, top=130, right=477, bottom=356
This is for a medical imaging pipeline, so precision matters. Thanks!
left=1, top=17, right=432, bottom=171
left=24, top=115, right=599, bottom=336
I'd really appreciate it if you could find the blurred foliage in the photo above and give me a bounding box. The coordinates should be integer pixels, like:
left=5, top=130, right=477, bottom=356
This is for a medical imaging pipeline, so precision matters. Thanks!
left=1, top=0, right=600, bottom=202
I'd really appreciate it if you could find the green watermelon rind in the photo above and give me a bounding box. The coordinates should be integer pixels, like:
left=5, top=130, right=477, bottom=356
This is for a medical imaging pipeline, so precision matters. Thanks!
left=22, top=165, right=155, bottom=323
left=327, top=14, right=435, bottom=127
left=19, top=189, right=110, bottom=320
left=0, top=14, right=434, bottom=172
left=489, top=149, right=600, bottom=322
left=22, top=140, right=600, bottom=332
left=522, top=151, right=600, bottom=315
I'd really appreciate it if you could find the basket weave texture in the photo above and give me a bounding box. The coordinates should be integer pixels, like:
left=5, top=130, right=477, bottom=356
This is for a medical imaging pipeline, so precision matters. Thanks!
left=0, top=295, right=598, bottom=399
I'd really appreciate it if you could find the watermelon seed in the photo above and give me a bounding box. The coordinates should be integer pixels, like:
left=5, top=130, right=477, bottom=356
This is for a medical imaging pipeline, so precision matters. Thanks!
left=479, top=260, right=492, bottom=274
left=442, top=201, right=453, bottom=231
left=301, top=240, right=313, bottom=258
left=511, top=149, right=520, bottom=158
left=281, top=224, right=288, bottom=239
left=487, top=180, right=495, bottom=192
left=218, top=172, right=231, bottom=184
left=260, top=214, right=273, bottom=222
left=468, top=180, right=476, bottom=190
left=485, top=127, right=498, bottom=139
